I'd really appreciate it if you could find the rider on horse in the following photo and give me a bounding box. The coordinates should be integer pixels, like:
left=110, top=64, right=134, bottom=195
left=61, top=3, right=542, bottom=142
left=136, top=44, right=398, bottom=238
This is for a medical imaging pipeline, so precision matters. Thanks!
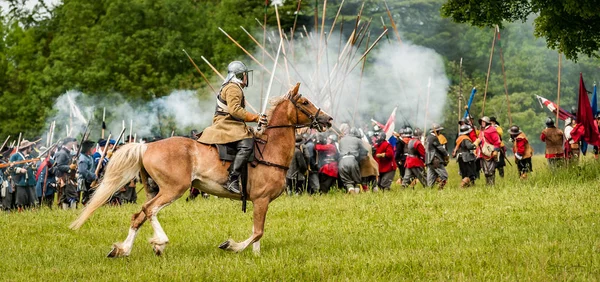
left=198, top=61, right=267, bottom=194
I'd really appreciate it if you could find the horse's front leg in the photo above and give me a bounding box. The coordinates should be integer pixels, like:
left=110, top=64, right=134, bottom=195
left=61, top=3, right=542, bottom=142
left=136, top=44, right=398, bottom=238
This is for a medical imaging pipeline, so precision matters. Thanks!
left=219, top=197, right=269, bottom=253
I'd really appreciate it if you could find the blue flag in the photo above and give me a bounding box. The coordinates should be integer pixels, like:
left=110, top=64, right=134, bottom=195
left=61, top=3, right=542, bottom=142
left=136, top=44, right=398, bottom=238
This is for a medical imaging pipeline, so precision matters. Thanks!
left=592, top=84, right=598, bottom=117
left=463, top=87, right=477, bottom=119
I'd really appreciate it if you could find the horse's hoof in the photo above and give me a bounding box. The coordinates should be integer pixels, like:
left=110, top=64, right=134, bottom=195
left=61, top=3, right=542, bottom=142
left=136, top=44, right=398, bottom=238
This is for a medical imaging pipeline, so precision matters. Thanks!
left=107, top=247, right=120, bottom=258
left=219, top=240, right=231, bottom=250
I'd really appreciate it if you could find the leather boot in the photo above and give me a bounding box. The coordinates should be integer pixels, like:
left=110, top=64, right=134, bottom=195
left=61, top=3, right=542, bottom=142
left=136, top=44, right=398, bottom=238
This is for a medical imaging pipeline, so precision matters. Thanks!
left=225, top=138, right=254, bottom=194
left=520, top=172, right=528, bottom=180
left=460, top=177, right=471, bottom=188
left=438, top=179, right=447, bottom=190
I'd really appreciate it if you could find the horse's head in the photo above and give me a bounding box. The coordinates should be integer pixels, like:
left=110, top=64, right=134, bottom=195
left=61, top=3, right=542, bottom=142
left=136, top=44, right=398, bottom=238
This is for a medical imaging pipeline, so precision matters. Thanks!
left=285, top=83, right=332, bottom=132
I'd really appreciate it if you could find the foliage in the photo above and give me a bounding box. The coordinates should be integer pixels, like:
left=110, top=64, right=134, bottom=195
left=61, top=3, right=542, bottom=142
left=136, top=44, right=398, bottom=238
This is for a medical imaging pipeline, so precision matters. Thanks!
left=441, top=0, right=600, bottom=60
left=1, top=156, right=600, bottom=280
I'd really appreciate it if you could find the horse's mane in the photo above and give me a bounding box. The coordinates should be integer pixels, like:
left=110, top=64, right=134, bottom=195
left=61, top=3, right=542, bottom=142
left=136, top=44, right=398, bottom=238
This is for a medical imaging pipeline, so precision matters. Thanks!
left=264, top=95, right=289, bottom=119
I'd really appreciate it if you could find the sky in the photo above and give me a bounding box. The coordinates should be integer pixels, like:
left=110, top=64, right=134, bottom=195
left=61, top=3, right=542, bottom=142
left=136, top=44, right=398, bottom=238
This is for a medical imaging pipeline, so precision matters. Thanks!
left=0, top=0, right=60, bottom=15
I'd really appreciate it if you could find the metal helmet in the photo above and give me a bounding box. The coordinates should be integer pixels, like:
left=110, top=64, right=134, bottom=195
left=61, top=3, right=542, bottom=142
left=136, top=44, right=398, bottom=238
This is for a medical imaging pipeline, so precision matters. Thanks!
left=349, top=127, right=361, bottom=138
left=373, top=125, right=381, bottom=132
left=545, top=117, right=555, bottom=127
left=328, top=134, right=338, bottom=142
left=402, top=127, right=413, bottom=137
left=366, top=130, right=374, bottom=138
left=458, top=118, right=467, bottom=125
left=430, top=123, right=444, bottom=133
left=459, top=124, right=472, bottom=135
left=377, top=131, right=386, bottom=141
left=479, top=116, right=491, bottom=125
left=508, top=125, right=521, bottom=135
left=413, top=128, right=423, bottom=137
left=223, top=61, right=249, bottom=86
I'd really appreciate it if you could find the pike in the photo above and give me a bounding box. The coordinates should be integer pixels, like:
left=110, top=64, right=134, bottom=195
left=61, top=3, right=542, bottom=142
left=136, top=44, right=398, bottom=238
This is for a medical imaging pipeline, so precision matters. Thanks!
left=102, top=107, right=106, bottom=139
left=258, top=39, right=283, bottom=132
left=0, top=136, right=10, bottom=152
left=15, top=132, right=22, bottom=155
left=182, top=49, right=218, bottom=95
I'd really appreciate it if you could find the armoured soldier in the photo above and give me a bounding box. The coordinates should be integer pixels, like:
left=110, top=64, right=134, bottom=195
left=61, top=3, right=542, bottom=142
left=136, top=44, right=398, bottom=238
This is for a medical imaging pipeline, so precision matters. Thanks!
left=453, top=124, right=477, bottom=187
left=426, top=123, right=450, bottom=189
left=198, top=61, right=267, bottom=194
left=540, top=117, right=565, bottom=168
left=338, top=127, right=368, bottom=194
left=564, top=117, right=580, bottom=162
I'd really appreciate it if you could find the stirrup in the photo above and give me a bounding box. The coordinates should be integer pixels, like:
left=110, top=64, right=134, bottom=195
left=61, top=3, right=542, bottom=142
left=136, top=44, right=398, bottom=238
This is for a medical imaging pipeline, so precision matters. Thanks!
left=225, top=179, right=241, bottom=194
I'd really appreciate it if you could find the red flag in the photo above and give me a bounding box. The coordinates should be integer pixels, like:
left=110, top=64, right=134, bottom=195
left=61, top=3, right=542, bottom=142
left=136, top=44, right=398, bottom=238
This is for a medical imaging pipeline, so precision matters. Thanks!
left=535, top=95, right=575, bottom=121
left=571, top=73, right=600, bottom=146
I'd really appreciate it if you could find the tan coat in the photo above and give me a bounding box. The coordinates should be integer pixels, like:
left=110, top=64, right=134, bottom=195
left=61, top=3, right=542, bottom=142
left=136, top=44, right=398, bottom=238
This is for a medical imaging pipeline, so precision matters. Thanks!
left=198, top=83, right=258, bottom=144
left=360, top=141, right=379, bottom=177
left=542, top=127, right=564, bottom=155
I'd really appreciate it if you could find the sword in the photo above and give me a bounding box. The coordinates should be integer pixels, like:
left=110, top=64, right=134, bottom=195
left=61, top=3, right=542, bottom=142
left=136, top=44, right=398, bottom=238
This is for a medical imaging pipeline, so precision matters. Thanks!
left=257, top=39, right=283, bottom=131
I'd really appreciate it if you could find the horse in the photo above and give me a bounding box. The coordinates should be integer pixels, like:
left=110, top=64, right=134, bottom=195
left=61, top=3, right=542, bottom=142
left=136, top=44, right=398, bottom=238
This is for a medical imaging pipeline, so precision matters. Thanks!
left=70, top=84, right=333, bottom=257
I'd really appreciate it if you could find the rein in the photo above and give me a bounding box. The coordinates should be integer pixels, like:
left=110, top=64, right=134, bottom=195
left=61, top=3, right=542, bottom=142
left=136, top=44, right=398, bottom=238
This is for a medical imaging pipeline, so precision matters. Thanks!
left=254, top=94, right=322, bottom=170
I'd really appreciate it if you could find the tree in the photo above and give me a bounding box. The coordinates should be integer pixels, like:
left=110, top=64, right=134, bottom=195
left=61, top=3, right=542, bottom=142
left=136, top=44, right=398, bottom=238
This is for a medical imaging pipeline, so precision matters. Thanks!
left=441, top=0, right=600, bottom=60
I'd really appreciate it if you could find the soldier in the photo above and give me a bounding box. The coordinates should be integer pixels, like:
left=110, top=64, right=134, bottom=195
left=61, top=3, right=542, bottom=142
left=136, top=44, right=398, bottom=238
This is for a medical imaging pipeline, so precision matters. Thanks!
left=315, top=134, right=339, bottom=193
left=564, top=117, right=580, bottom=162
left=10, top=140, right=38, bottom=211
left=453, top=124, right=477, bottom=187
left=54, top=137, right=78, bottom=209
left=338, top=128, right=369, bottom=194
left=401, top=128, right=427, bottom=188
left=394, top=128, right=410, bottom=181
left=198, top=61, right=267, bottom=194
left=508, top=125, right=533, bottom=179
left=303, top=133, right=320, bottom=194
left=78, top=140, right=97, bottom=205
left=426, top=123, right=450, bottom=189
left=489, top=116, right=506, bottom=178
left=476, top=116, right=502, bottom=185
left=540, top=117, right=565, bottom=169
left=285, top=135, right=309, bottom=195
left=374, top=131, right=397, bottom=191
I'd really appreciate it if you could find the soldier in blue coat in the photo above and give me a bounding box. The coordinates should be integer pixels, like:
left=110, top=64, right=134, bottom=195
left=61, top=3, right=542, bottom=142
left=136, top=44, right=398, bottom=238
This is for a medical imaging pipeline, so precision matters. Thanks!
left=10, top=140, right=38, bottom=211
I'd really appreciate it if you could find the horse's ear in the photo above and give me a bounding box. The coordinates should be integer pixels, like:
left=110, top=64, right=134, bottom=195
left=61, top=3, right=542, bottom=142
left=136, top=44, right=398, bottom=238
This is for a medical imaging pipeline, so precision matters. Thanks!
left=290, top=82, right=300, bottom=98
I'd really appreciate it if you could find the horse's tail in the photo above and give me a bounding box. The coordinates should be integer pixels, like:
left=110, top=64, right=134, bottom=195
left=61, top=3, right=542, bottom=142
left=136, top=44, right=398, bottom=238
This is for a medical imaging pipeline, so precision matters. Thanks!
left=70, top=143, right=148, bottom=230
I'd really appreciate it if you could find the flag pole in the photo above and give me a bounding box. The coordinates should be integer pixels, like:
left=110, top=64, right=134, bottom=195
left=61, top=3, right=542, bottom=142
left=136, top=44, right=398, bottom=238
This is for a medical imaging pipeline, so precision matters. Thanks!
left=497, top=26, right=513, bottom=125
left=458, top=57, right=463, bottom=132
left=556, top=52, right=562, bottom=125
left=481, top=27, right=498, bottom=117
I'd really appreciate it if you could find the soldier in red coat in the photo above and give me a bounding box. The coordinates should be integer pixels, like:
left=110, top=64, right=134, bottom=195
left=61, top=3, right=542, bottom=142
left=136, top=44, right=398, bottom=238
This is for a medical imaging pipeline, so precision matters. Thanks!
left=401, top=128, right=427, bottom=188
left=373, top=132, right=397, bottom=191
left=476, top=116, right=502, bottom=185
left=315, top=134, right=339, bottom=193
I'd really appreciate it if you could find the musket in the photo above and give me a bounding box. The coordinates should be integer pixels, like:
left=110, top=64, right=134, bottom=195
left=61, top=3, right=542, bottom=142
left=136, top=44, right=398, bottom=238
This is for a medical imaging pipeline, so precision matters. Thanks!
left=110, top=128, right=126, bottom=155
left=0, top=158, right=41, bottom=169
left=15, top=132, right=22, bottom=154
left=93, top=133, right=112, bottom=180
left=70, top=122, right=91, bottom=174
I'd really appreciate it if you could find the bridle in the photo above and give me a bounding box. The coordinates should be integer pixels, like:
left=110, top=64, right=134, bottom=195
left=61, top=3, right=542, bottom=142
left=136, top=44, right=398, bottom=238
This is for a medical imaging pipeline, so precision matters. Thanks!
left=265, top=94, right=323, bottom=131
left=254, top=94, right=325, bottom=172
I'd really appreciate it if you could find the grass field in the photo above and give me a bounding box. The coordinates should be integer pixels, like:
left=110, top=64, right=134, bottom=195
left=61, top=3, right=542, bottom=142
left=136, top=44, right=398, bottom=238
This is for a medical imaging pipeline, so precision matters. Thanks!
left=1, top=156, right=600, bottom=281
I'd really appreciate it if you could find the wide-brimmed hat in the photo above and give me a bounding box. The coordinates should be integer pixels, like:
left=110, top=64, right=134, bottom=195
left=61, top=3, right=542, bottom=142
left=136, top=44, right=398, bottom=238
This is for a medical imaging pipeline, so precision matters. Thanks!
left=478, top=116, right=491, bottom=125
left=489, top=116, right=499, bottom=125
left=19, top=140, right=35, bottom=150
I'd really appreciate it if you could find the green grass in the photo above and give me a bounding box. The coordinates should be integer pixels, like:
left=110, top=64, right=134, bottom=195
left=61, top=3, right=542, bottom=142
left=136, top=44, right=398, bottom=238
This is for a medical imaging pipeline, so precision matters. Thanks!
left=2, top=156, right=600, bottom=281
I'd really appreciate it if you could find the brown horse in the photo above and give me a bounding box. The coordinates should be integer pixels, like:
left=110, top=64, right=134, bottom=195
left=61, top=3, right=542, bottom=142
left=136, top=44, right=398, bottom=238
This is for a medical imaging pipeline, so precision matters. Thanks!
left=70, top=85, right=332, bottom=257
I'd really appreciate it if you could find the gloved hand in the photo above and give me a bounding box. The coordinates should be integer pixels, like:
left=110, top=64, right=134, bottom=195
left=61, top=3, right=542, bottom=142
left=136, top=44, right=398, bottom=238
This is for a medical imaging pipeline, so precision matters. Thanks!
left=473, top=139, right=481, bottom=146
left=514, top=153, right=523, bottom=160
left=444, top=155, right=450, bottom=163
left=18, top=167, right=27, bottom=174
left=106, top=151, right=113, bottom=159
left=69, top=164, right=77, bottom=170
left=376, top=153, right=386, bottom=158
left=258, top=114, right=268, bottom=126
